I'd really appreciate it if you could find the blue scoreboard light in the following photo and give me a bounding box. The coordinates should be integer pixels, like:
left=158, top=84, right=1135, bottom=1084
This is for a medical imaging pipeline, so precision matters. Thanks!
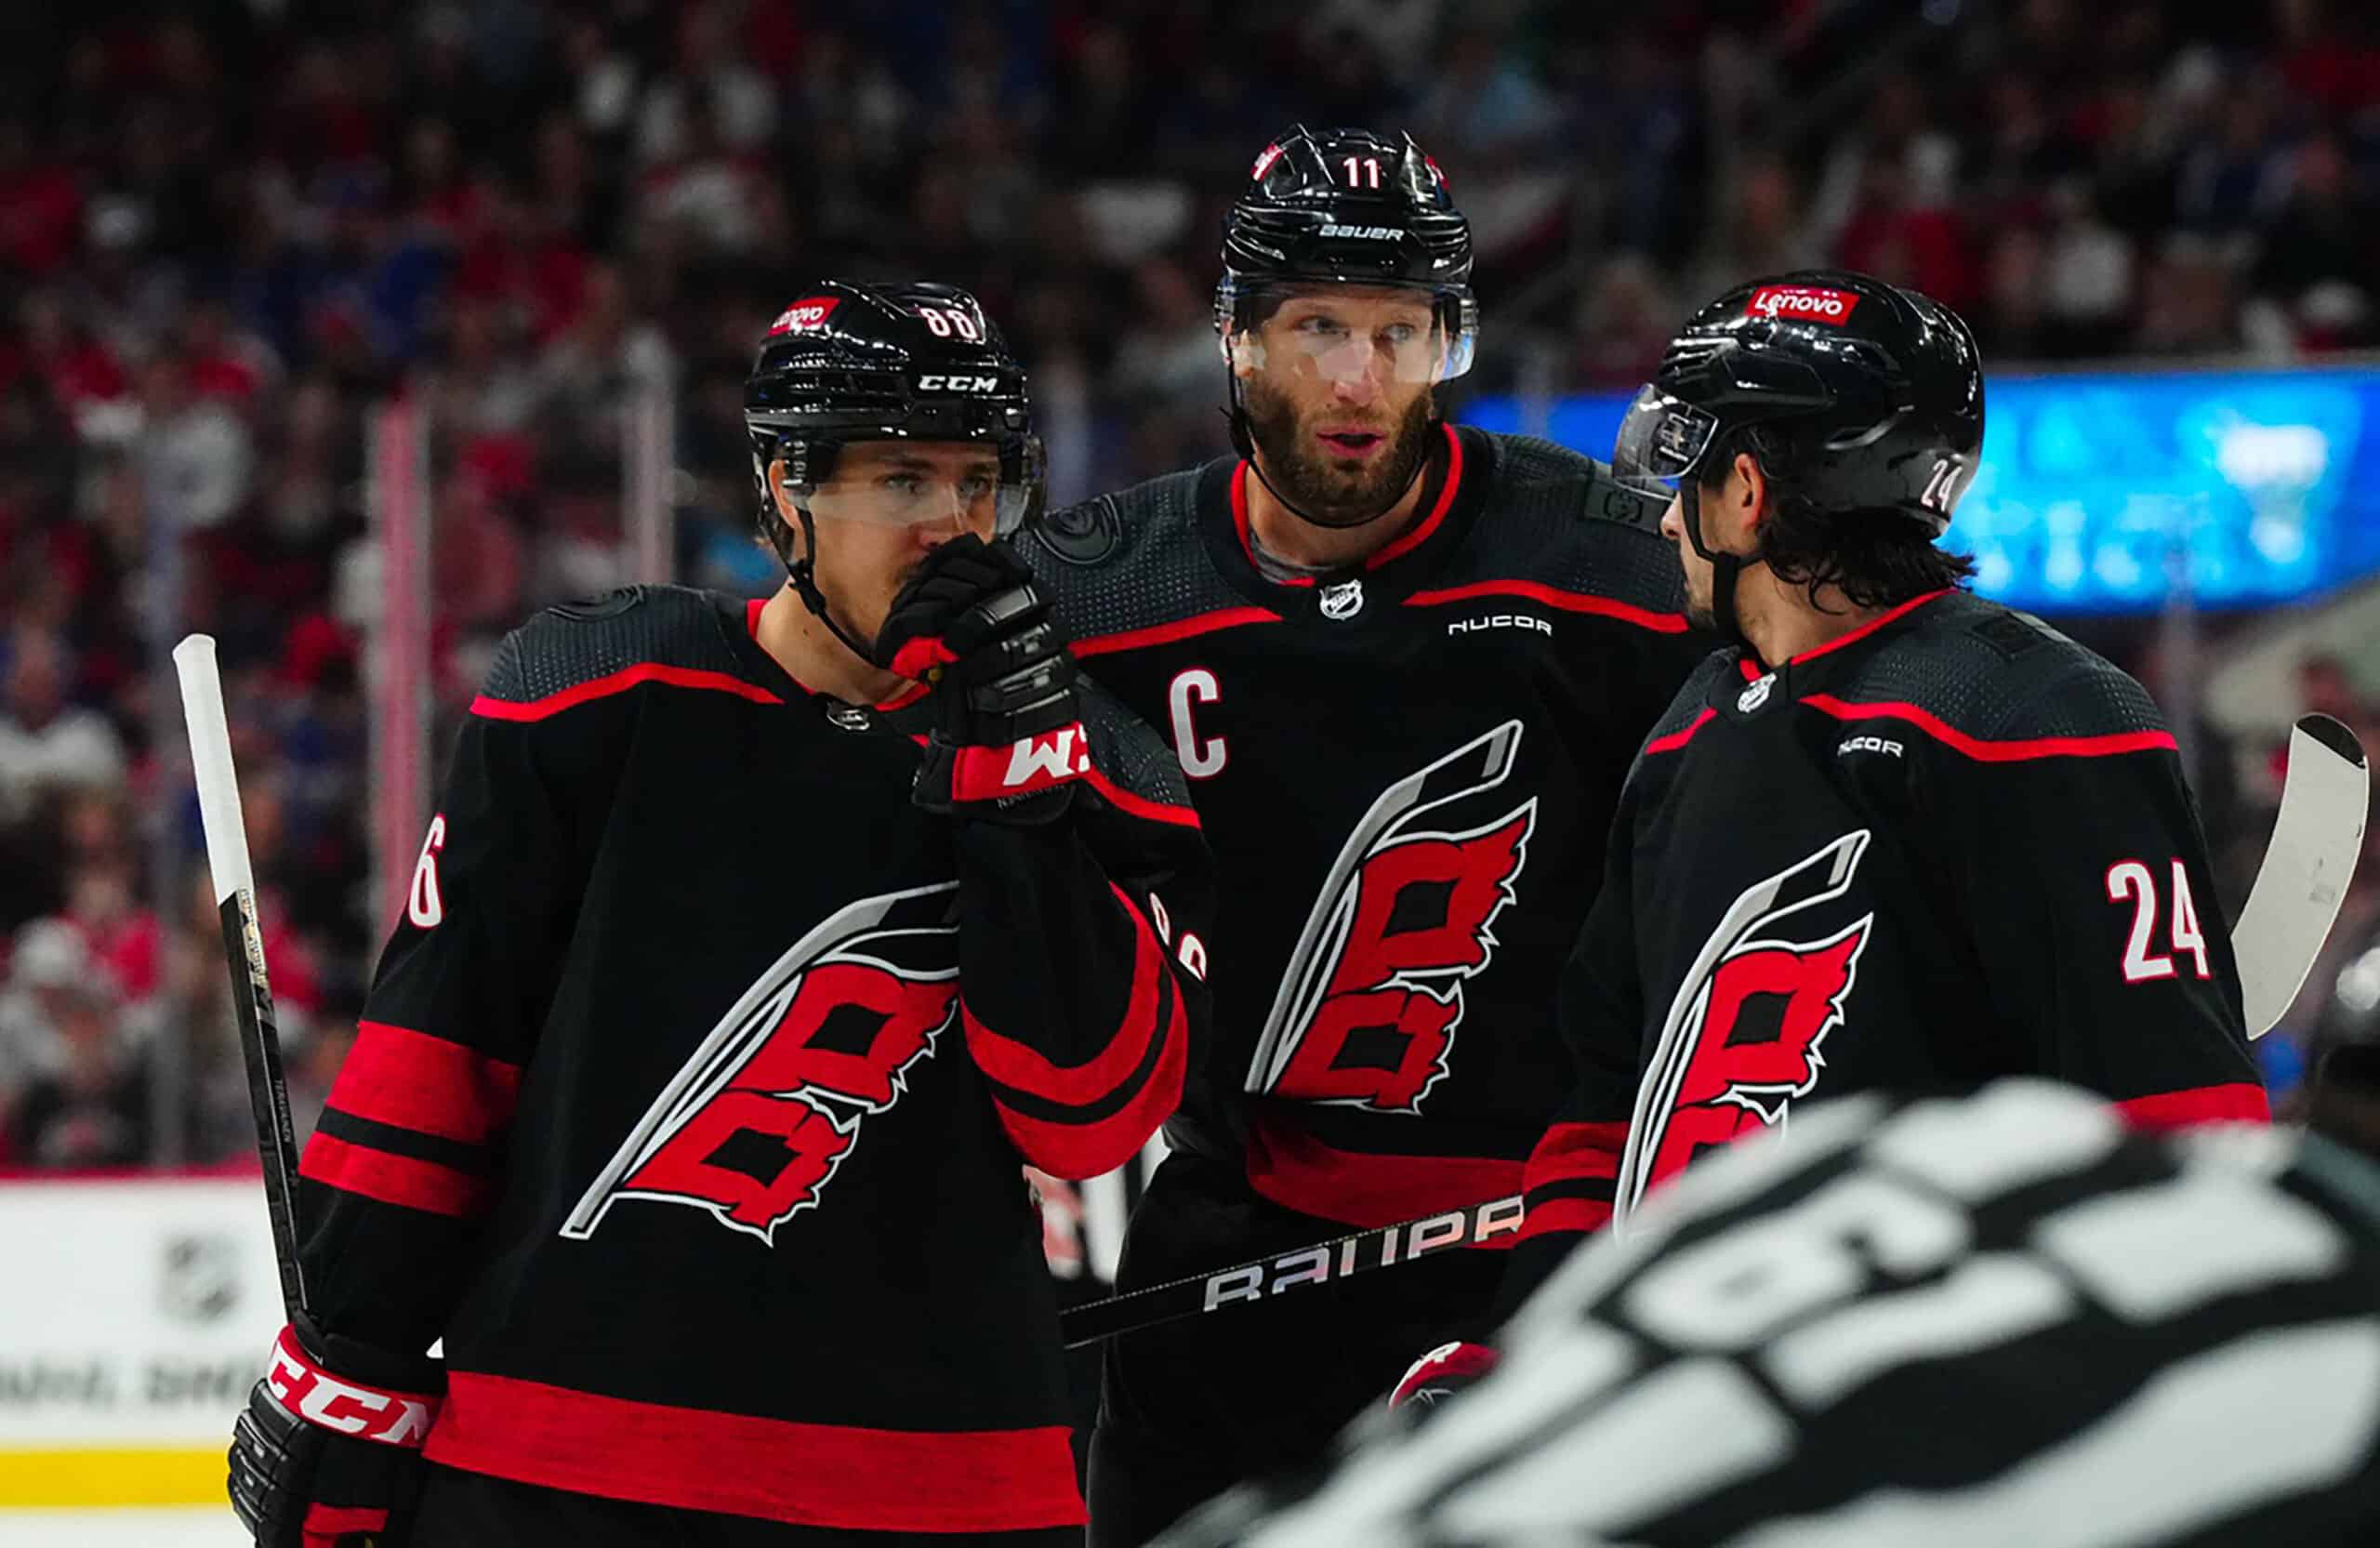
left=1462, top=364, right=2380, bottom=614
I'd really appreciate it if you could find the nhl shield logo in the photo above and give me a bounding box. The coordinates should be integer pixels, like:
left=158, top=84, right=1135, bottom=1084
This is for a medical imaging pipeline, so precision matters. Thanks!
left=1319, top=577, right=1365, bottom=621
left=1737, top=673, right=1776, bottom=713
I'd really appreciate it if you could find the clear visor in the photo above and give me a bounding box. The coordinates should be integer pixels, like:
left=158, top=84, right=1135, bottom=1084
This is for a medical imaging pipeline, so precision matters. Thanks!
left=798, top=437, right=1042, bottom=536
left=1226, top=291, right=1474, bottom=387
left=1610, top=385, right=1719, bottom=496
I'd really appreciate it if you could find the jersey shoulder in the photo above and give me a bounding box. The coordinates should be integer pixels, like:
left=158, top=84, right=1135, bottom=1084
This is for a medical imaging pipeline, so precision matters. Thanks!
left=1643, top=648, right=1740, bottom=749
left=1020, top=464, right=1245, bottom=644
left=1443, top=430, right=1687, bottom=622
left=480, top=584, right=749, bottom=709
left=1845, top=591, right=2172, bottom=748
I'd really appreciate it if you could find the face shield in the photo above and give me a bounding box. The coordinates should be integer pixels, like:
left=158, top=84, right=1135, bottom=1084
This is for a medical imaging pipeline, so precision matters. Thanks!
left=1610, top=385, right=1720, bottom=499
left=789, top=434, right=1045, bottom=539
left=1221, top=280, right=1477, bottom=389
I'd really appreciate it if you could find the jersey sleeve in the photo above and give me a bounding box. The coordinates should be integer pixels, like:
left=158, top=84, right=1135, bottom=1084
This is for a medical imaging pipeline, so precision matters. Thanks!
left=1498, top=769, right=1659, bottom=1316
left=294, top=628, right=606, bottom=1355
left=1935, top=665, right=2267, bottom=1127
left=954, top=689, right=1214, bottom=1179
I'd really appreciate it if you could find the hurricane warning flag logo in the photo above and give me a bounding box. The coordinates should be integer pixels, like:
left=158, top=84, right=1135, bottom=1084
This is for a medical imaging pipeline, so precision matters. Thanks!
left=1617, top=830, right=1873, bottom=1213
left=1244, top=722, right=1534, bottom=1115
left=561, top=882, right=959, bottom=1246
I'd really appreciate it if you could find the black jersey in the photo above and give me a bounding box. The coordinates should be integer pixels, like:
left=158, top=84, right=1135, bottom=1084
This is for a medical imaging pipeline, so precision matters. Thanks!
left=1022, top=424, right=1707, bottom=1230
left=1163, top=1079, right=2380, bottom=1547
left=291, top=586, right=1211, bottom=1536
left=1514, top=589, right=2265, bottom=1285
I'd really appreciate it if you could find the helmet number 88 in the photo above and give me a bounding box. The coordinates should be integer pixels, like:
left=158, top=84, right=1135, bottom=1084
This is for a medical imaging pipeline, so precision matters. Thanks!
left=917, top=306, right=983, bottom=342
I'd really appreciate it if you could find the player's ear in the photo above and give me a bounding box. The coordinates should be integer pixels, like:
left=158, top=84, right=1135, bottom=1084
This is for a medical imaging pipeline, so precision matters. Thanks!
left=1223, top=322, right=1262, bottom=381
left=767, top=460, right=809, bottom=556
left=1735, top=452, right=1768, bottom=536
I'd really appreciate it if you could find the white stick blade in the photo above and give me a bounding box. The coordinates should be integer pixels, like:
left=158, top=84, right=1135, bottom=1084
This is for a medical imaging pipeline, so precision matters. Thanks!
left=2237, top=713, right=2368, bottom=1038
left=172, top=633, right=256, bottom=904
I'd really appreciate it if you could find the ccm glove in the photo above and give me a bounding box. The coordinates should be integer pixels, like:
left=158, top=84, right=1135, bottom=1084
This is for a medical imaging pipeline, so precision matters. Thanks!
left=878, top=535, right=1086, bottom=823
left=229, top=1317, right=442, bottom=1548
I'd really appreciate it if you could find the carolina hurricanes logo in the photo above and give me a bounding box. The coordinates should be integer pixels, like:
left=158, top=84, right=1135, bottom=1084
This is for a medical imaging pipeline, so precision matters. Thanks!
left=560, top=883, right=959, bottom=1246
left=1617, top=831, right=1873, bottom=1215
left=1244, top=721, right=1534, bottom=1114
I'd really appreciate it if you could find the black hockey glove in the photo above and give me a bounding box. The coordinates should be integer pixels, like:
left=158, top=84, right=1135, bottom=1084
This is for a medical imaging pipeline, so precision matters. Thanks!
left=878, top=535, right=1087, bottom=824
left=228, top=1317, right=442, bottom=1547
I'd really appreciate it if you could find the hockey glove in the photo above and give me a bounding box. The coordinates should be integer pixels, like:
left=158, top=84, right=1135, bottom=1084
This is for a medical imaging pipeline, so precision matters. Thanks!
left=229, top=1317, right=442, bottom=1548
left=878, top=535, right=1087, bottom=824
left=1387, top=1340, right=1500, bottom=1414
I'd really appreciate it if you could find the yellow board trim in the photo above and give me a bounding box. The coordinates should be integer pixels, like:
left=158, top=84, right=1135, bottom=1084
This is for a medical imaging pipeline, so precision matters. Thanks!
left=0, top=1448, right=223, bottom=1507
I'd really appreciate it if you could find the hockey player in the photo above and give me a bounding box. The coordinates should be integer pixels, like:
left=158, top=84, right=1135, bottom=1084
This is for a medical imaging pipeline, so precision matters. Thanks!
left=226, top=279, right=1212, bottom=1546
left=1018, top=126, right=1709, bottom=1544
left=1477, top=270, right=2268, bottom=1323
left=1163, top=1074, right=2380, bottom=1547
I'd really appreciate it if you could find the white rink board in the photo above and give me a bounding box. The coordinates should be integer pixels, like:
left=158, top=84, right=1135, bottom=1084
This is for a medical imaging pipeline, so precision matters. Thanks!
left=0, top=1177, right=279, bottom=1447
left=0, top=1508, right=247, bottom=1545
left=0, top=1176, right=280, bottom=1505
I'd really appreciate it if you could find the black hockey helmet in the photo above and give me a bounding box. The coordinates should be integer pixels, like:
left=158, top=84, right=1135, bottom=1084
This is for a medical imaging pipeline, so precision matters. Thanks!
left=1215, top=125, right=1478, bottom=386
left=1612, top=270, right=1984, bottom=538
left=742, top=279, right=1043, bottom=657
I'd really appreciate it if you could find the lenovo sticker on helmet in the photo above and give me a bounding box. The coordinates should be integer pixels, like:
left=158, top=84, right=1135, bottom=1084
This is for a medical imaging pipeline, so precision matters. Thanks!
left=1746, top=284, right=1862, bottom=325
left=769, top=298, right=842, bottom=335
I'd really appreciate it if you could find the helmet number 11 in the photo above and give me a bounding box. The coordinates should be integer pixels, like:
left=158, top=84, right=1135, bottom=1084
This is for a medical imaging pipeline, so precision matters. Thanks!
left=1342, top=155, right=1382, bottom=190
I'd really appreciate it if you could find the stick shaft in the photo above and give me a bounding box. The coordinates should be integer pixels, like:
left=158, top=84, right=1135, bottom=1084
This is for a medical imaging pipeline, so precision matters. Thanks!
left=1059, top=1194, right=1523, bottom=1347
left=173, top=634, right=310, bottom=1319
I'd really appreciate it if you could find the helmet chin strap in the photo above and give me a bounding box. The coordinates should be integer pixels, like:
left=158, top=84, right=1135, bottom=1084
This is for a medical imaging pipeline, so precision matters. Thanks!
left=777, top=502, right=890, bottom=673
left=1679, top=478, right=1754, bottom=658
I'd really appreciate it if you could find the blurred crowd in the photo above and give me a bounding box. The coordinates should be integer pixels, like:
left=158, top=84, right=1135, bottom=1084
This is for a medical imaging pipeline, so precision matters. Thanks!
left=1, top=0, right=2376, bottom=1167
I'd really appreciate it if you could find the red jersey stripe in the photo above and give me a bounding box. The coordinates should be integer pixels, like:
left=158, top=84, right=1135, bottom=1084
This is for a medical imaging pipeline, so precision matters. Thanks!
left=1645, top=707, right=1718, bottom=757
left=1785, top=589, right=1952, bottom=666
left=1801, top=695, right=2181, bottom=762
left=1071, top=606, right=1283, bottom=659
left=1525, top=1120, right=1629, bottom=1186
left=965, top=884, right=1167, bottom=1105
left=421, top=1371, right=1085, bottom=1532
left=1366, top=423, right=1467, bottom=569
left=2116, top=1082, right=2270, bottom=1129
left=1515, top=1197, right=1614, bottom=1240
left=1082, top=763, right=1201, bottom=828
left=981, top=982, right=1188, bottom=1180
left=472, top=664, right=783, bottom=721
left=298, top=1133, right=489, bottom=1218
left=325, top=1021, right=522, bottom=1146
left=1402, top=579, right=1690, bottom=633
left=1243, top=1118, right=1527, bottom=1237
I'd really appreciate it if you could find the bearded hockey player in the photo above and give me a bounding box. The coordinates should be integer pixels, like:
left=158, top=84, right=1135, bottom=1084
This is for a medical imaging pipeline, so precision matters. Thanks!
left=1163, top=1073, right=2380, bottom=1548
left=226, top=280, right=1211, bottom=1546
left=1019, top=126, right=1709, bottom=1544
left=1471, top=269, right=2267, bottom=1332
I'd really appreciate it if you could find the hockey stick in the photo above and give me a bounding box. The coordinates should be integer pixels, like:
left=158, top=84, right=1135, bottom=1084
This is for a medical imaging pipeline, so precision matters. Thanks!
left=175, top=634, right=310, bottom=1320
left=1059, top=1193, right=1524, bottom=1348
left=2239, top=713, right=2367, bottom=1039
left=1061, top=716, right=2366, bottom=1346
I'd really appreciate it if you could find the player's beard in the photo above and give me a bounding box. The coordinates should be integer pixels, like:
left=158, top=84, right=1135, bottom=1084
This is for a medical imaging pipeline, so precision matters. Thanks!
left=1242, top=376, right=1436, bottom=530
left=1682, top=554, right=1717, bottom=630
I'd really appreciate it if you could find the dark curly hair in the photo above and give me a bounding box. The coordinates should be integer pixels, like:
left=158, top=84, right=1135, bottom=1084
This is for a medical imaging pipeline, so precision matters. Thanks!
left=1699, top=423, right=1977, bottom=613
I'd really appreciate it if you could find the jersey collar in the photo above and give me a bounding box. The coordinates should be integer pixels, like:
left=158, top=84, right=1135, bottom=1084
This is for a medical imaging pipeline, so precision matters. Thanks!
left=723, top=593, right=932, bottom=728
left=1197, top=422, right=1486, bottom=621
left=1723, top=589, right=1956, bottom=718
